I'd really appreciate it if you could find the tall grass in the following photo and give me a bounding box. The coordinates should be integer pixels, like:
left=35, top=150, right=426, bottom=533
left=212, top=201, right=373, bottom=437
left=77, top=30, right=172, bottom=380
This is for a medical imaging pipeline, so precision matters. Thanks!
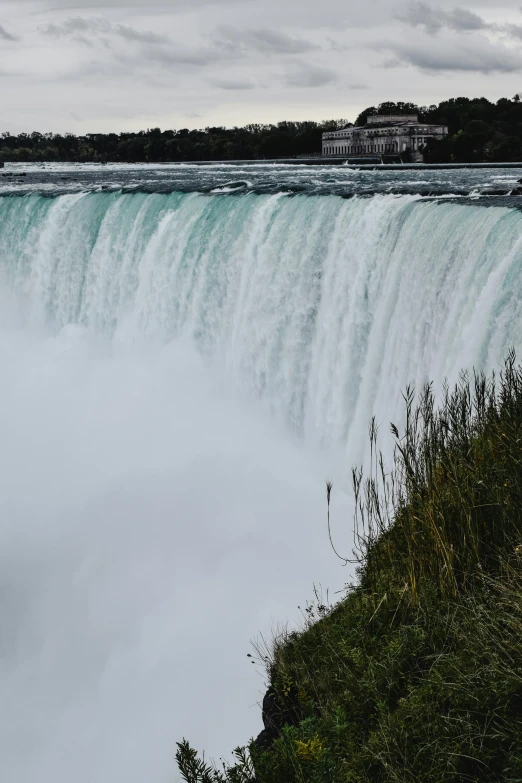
left=177, top=355, right=522, bottom=783
left=349, top=349, right=522, bottom=599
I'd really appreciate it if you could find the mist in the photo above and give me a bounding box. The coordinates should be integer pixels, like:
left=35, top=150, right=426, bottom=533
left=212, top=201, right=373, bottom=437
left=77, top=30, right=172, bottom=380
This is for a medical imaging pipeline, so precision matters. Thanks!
left=0, top=321, right=347, bottom=782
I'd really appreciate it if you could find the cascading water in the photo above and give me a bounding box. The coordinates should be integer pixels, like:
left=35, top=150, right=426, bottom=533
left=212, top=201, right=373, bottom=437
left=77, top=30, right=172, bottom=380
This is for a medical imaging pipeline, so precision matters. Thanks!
left=1, top=179, right=522, bottom=783
left=1, top=190, right=522, bottom=451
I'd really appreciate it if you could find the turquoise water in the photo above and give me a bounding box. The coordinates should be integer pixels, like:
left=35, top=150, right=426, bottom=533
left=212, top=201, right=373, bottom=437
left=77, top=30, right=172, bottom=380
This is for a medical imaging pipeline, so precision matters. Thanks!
left=1, top=189, right=521, bottom=449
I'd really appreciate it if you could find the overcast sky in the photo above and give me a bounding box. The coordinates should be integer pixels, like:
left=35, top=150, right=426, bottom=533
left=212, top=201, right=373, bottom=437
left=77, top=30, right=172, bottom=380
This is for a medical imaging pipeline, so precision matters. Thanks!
left=1, top=0, right=522, bottom=133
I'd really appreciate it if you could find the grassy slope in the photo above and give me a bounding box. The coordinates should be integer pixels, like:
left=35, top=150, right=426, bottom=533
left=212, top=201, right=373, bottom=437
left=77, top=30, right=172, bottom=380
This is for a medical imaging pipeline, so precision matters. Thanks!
left=177, top=356, right=522, bottom=783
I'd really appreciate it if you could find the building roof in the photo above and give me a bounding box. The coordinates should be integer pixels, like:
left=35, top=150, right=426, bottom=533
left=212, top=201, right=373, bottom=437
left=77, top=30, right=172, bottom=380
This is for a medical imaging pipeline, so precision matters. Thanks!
left=366, top=114, right=418, bottom=125
left=323, top=121, right=446, bottom=137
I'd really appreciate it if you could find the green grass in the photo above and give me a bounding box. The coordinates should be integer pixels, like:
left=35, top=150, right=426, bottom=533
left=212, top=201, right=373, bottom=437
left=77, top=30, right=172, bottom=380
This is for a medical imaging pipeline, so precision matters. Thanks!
left=177, top=353, right=522, bottom=783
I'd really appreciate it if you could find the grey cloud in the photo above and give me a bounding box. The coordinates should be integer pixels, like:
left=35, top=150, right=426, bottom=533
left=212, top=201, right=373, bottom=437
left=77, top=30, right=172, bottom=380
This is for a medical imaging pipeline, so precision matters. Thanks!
left=40, top=16, right=235, bottom=77
left=26, top=0, right=235, bottom=6
left=382, top=37, right=522, bottom=73
left=284, top=61, right=338, bottom=87
left=208, top=77, right=256, bottom=90
left=504, top=23, right=522, bottom=40
left=141, top=44, right=222, bottom=67
left=327, top=38, right=350, bottom=52
left=75, top=35, right=95, bottom=47
left=113, top=23, right=169, bottom=44
left=448, top=8, right=489, bottom=31
left=18, top=0, right=395, bottom=31
left=396, top=3, right=522, bottom=44
left=56, top=56, right=138, bottom=82
left=0, top=24, right=19, bottom=42
left=41, top=17, right=169, bottom=44
left=215, top=26, right=316, bottom=55
left=395, top=3, right=489, bottom=35
left=132, top=25, right=317, bottom=71
left=42, top=17, right=101, bottom=36
left=381, top=56, right=408, bottom=68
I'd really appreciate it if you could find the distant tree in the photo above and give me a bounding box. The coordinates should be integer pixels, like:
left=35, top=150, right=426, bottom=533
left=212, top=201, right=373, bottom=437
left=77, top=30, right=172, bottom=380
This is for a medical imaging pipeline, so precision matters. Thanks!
left=355, top=107, right=377, bottom=126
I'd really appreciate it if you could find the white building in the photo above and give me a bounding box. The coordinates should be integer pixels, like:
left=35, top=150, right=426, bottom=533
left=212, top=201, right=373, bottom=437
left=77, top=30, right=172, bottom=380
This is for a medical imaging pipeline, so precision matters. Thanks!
left=322, top=115, right=448, bottom=161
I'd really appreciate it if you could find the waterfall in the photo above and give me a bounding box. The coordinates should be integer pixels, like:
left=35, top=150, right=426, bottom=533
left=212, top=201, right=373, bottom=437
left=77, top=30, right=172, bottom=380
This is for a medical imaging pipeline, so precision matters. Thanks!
left=1, top=191, right=521, bottom=452
left=1, top=189, right=521, bottom=783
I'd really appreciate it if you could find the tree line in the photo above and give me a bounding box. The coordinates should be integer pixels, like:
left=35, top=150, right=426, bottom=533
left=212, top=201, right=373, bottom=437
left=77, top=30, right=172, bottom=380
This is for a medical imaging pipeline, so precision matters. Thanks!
left=3, top=96, right=522, bottom=163
left=0, top=121, right=343, bottom=164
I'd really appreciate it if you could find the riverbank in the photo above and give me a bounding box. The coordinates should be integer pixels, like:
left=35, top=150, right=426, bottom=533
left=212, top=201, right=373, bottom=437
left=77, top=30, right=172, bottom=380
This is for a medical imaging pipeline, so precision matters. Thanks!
left=185, top=158, right=522, bottom=169
left=178, top=356, right=522, bottom=783
left=5, top=158, right=522, bottom=170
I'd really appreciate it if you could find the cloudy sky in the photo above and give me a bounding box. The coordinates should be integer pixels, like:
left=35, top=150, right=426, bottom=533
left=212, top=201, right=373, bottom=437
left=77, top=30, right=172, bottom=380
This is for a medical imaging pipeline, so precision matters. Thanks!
left=1, top=0, right=522, bottom=133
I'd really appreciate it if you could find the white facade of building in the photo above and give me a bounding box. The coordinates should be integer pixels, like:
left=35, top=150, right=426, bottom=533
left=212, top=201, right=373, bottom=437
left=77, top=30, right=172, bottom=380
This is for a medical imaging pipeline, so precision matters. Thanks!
left=322, top=115, right=448, bottom=160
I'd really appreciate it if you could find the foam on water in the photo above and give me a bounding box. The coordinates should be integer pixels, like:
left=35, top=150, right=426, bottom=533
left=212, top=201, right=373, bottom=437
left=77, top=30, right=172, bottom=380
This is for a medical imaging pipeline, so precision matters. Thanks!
left=3, top=161, right=522, bottom=198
